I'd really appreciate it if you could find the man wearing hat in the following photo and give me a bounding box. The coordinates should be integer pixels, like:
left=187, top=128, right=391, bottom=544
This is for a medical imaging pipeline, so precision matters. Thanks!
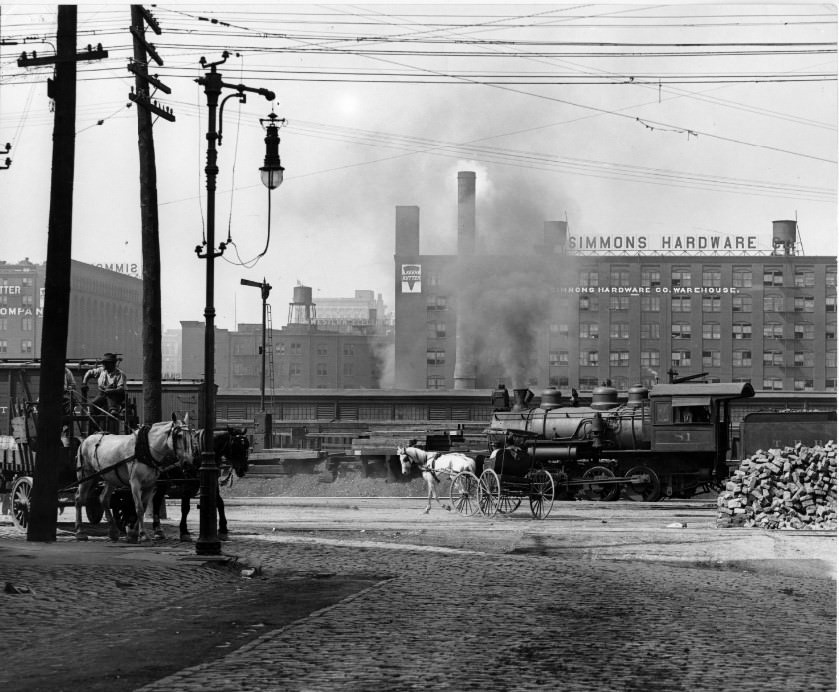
left=82, top=353, right=127, bottom=416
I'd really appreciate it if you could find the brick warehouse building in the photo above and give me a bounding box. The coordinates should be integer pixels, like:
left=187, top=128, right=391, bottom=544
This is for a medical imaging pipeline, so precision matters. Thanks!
left=394, top=171, right=837, bottom=394
left=0, top=258, right=142, bottom=376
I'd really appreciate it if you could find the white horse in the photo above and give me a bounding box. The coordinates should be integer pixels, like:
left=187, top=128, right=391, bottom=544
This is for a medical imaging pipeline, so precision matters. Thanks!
left=397, top=445, right=476, bottom=514
left=74, top=415, right=194, bottom=543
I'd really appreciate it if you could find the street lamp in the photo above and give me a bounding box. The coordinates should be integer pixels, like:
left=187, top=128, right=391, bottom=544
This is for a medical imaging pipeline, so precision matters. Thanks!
left=260, top=112, right=285, bottom=190
left=194, top=52, right=275, bottom=556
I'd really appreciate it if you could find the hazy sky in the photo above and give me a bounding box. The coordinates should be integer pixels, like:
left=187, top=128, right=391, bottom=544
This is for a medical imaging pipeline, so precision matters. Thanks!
left=1, top=3, right=836, bottom=331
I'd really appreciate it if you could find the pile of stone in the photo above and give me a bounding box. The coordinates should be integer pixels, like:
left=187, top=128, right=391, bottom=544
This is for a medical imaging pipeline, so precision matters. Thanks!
left=716, top=441, right=837, bottom=529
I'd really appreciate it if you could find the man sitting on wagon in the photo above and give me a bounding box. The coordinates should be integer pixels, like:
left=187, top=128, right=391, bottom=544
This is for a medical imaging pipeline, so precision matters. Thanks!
left=82, top=353, right=127, bottom=431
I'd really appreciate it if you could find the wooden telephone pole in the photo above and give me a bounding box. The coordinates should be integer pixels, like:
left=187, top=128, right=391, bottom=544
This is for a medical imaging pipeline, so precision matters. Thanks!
left=129, top=4, right=175, bottom=424
left=22, top=6, right=108, bottom=541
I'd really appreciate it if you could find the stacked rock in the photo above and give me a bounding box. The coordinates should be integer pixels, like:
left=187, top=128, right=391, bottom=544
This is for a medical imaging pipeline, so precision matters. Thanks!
left=716, top=441, right=837, bottom=530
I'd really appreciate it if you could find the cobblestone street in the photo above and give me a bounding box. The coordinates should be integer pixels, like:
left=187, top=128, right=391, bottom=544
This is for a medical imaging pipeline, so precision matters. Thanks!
left=0, top=500, right=835, bottom=691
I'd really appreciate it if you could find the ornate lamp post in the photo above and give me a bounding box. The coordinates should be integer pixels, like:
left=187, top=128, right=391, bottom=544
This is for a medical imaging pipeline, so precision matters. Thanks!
left=194, top=52, right=275, bottom=556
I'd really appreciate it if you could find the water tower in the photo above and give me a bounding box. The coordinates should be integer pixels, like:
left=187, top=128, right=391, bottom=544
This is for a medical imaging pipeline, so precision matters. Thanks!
left=771, top=219, right=799, bottom=256
left=288, top=284, right=317, bottom=326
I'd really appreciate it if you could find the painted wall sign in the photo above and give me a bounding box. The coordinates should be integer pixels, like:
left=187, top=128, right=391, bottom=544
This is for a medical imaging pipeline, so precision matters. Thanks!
left=401, top=264, right=421, bottom=293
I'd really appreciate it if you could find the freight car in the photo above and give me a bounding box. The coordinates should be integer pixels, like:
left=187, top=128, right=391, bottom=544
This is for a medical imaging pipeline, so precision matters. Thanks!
left=737, top=410, right=837, bottom=460
left=487, top=381, right=756, bottom=501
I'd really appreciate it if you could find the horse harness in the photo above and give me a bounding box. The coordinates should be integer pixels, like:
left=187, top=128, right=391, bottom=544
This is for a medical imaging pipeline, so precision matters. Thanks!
left=407, top=448, right=442, bottom=483
left=71, top=423, right=188, bottom=488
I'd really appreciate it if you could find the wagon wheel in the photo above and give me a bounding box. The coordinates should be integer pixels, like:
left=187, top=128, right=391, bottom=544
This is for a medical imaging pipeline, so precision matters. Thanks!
left=623, top=465, right=661, bottom=502
left=528, top=469, right=555, bottom=520
left=497, top=494, right=522, bottom=515
left=579, top=465, right=620, bottom=502
left=449, top=471, right=480, bottom=516
left=10, top=476, right=33, bottom=530
left=478, top=469, right=501, bottom=518
left=85, top=496, right=104, bottom=525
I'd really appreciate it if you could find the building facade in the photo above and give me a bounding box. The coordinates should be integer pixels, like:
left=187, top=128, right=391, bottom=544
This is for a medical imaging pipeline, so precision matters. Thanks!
left=394, top=172, right=837, bottom=394
left=0, top=258, right=143, bottom=377
left=181, top=286, right=393, bottom=390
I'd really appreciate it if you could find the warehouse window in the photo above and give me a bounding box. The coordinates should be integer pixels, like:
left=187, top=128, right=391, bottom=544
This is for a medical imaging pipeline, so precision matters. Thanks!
left=794, top=379, right=814, bottom=392
left=671, top=267, right=691, bottom=287
left=826, top=324, right=836, bottom=339
left=794, top=296, right=815, bottom=313
left=609, top=296, right=629, bottom=311
left=641, top=295, right=660, bottom=312
left=794, top=266, right=815, bottom=287
left=794, top=323, right=815, bottom=340
left=793, top=352, right=815, bottom=367
left=641, top=350, right=660, bottom=368
left=316, top=344, right=328, bottom=357
left=426, top=375, right=446, bottom=389
left=579, top=350, right=599, bottom=366
left=763, top=323, right=783, bottom=340
left=641, top=267, right=661, bottom=287
left=579, top=295, right=598, bottom=311
left=702, top=267, right=721, bottom=287
left=671, top=323, right=691, bottom=339
left=549, top=350, right=568, bottom=366
left=671, top=350, right=691, bottom=367
left=702, top=323, right=721, bottom=340
left=826, top=379, right=836, bottom=392
left=316, top=363, right=328, bottom=377
left=579, top=270, right=599, bottom=288
left=0, top=339, right=6, bottom=353
left=732, top=350, right=752, bottom=367
left=762, top=377, right=783, bottom=391
left=763, top=294, right=784, bottom=312
left=732, top=295, right=752, bottom=312
left=610, top=323, right=630, bottom=339
left=827, top=267, right=837, bottom=287
left=827, top=295, right=836, bottom=313
left=641, top=322, right=660, bottom=339
left=609, top=351, right=629, bottom=367
left=610, top=268, right=630, bottom=287
left=763, top=351, right=784, bottom=366
left=702, top=350, right=721, bottom=368
left=671, top=296, right=691, bottom=312
left=426, top=349, right=445, bottom=365
left=427, top=321, right=446, bottom=338
left=702, top=296, right=721, bottom=312
left=733, top=267, right=752, bottom=288
left=580, top=323, right=599, bottom=339
left=763, top=267, right=784, bottom=286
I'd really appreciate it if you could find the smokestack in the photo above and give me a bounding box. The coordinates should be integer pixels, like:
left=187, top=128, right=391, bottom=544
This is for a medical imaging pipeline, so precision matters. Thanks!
left=395, top=206, right=420, bottom=255
left=454, top=171, right=477, bottom=389
left=457, top=171, right=476, bottom=256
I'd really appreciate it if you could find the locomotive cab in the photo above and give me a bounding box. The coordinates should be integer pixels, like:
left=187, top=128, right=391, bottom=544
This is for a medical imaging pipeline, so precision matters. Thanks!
left=649, top=382, right=755, bottom=478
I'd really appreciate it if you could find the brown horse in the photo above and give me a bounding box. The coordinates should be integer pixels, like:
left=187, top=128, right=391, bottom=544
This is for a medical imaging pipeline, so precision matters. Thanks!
left=74, top=415, right=194, bottom=542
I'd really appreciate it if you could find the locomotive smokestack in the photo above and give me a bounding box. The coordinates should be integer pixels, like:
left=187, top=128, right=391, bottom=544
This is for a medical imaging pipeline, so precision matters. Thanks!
left=457, top=171, right=476, bottom=256
left=453, top=171, right=477, bottom=389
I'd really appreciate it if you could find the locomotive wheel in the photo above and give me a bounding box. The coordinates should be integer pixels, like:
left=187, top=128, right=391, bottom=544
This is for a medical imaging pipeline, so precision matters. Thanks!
left=497, top=494, right=522, bottom=515
left=85, top=496, right=104, bottom=525
left=449, top=471, right=480, bottom=516
left=528, top=469, right=555, bottom=520
left=580, top=466, right=620, bottom=502
left=623, top=465, right=661, bottom=502
left=10, top=476, right=33, bottom=530
left=478, top=469, right=501, bottom=518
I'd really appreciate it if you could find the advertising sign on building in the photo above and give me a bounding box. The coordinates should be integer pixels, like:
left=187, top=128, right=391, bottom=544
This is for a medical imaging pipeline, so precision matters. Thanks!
left=401, top=264, right=421, bottom=293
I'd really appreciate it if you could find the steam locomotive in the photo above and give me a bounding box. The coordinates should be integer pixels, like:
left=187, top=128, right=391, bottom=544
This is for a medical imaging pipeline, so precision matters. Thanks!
left=487, top=381, right=756, bottom=501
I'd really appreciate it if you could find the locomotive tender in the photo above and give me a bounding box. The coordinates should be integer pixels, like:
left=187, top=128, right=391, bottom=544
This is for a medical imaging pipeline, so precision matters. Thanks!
left=488, top=381, right=756, bottom=500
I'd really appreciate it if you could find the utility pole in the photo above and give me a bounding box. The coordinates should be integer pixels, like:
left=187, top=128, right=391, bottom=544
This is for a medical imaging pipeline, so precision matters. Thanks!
left=129, top=5, right=174, bottom=424
left=23, top=7, right=106, bottom=541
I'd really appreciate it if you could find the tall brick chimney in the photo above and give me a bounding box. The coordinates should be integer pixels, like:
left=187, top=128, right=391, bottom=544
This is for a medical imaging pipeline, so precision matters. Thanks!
left=453, top=171, right=477, bottom=389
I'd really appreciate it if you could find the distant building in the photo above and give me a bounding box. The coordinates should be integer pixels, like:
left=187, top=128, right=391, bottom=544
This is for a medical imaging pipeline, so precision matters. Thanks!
left=162, top=328, right=181, bottom=379
left=394, top=171, right=837, bottom=393
left=0, top=258, right=143, bottom=376
left=181, top=286, right=394, bottom=390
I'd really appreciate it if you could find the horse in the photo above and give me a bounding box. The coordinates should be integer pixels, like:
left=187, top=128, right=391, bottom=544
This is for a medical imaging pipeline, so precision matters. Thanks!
left=74, top=415, right=195, bottom=543
left=396, top=445, right=476, bottom=514
left=151, top=427, right=250, bottom=541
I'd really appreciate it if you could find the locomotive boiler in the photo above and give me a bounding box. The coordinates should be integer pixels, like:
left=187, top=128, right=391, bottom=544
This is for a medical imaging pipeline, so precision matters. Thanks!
left=487, top=381, right=755, bottom=500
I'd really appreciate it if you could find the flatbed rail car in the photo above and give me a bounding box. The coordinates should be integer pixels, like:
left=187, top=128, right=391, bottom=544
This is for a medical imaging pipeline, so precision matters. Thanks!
left=485, top=381, right=757, bottom=502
